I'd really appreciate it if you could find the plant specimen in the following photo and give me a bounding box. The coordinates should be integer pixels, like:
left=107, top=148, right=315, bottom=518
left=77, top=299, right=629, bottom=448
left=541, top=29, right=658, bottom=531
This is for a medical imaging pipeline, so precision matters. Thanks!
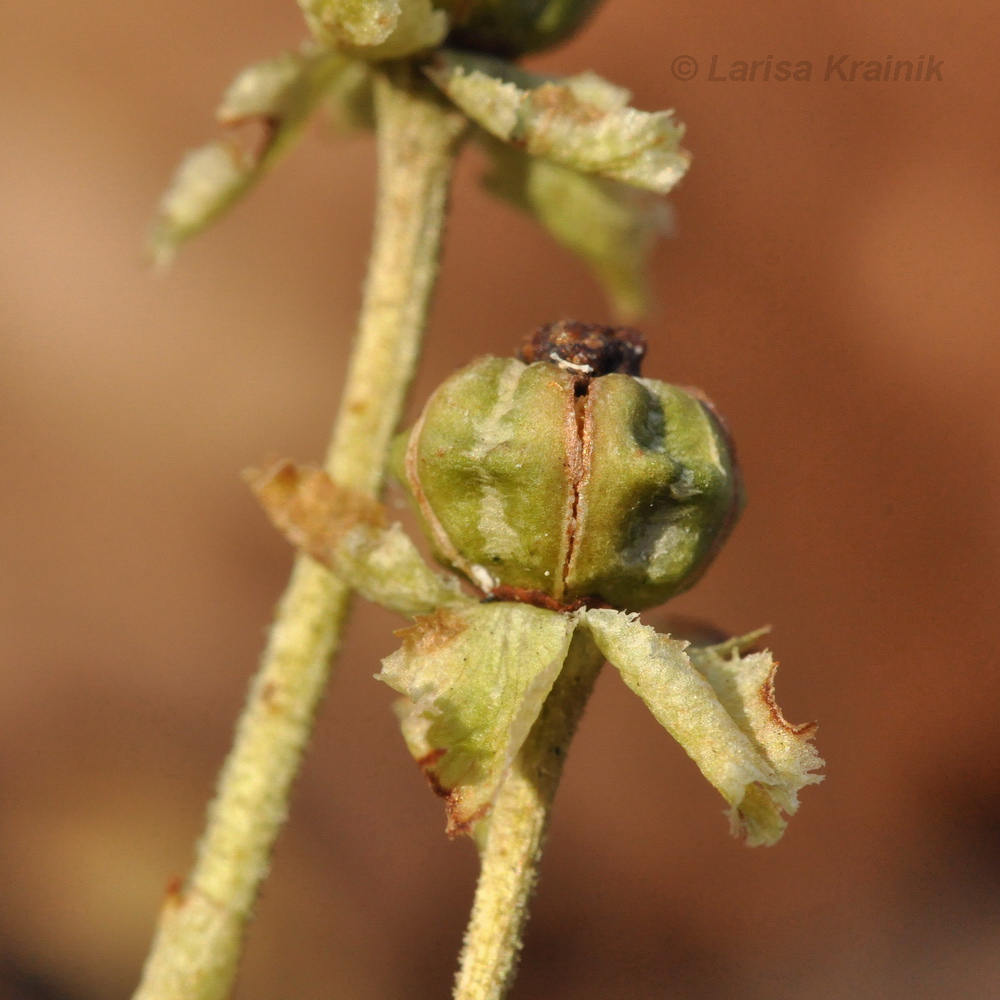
left=131, top=3, right=823, bottom=1000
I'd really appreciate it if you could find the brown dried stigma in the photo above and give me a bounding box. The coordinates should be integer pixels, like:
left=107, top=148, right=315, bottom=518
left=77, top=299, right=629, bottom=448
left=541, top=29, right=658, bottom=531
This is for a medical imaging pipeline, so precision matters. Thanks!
left=519, top=320, right=646, bottom=392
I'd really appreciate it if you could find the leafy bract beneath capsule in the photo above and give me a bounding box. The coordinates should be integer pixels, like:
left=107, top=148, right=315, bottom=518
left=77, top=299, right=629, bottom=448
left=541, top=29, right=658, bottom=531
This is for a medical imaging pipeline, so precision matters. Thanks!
left=395, top=347, right=743, bottom=611
left=250, top=445, right=820, bottom=846
left=379, top=601, right=576, bottom=835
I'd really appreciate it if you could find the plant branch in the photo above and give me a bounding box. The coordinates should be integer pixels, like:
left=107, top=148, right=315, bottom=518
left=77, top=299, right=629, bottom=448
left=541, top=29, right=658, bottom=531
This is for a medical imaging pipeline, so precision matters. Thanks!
left=131, top=65, right=468, bottom=1000
left=454, top=629, right=605, bottom=1000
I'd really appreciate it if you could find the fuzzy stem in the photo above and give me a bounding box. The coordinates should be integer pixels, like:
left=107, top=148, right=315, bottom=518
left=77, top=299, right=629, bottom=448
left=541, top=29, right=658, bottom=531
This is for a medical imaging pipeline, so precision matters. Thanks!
left=131, top=67, right=467, bottom=1000
left=454, top=630, right=605, bottom=1000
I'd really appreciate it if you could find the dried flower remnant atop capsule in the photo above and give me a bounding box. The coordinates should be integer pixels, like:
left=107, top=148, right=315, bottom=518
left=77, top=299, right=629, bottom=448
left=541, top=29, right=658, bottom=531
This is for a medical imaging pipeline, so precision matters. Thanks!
left=252, top=323, right=822, bottom=847
left=519, top=319, right=645, bottom=389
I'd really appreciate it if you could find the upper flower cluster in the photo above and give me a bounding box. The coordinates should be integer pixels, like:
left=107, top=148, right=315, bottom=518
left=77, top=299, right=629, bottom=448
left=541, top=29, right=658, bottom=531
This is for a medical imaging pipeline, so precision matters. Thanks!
left=149, top=0, right=690, bottom=318
left=302, top=0, right=603, bottom=58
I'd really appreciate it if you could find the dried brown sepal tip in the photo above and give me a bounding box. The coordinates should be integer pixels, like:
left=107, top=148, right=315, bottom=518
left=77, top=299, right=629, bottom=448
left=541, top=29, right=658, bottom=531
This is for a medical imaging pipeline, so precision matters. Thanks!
left=245, top=460, right=386, bottom=567
left=248, top=460, right=466, bottom=618
left=519, top=319, right=646, bottom=391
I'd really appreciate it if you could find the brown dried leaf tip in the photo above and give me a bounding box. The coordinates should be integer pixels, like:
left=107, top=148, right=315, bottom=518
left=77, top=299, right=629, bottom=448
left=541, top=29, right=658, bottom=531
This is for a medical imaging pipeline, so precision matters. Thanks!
left=394, top=607, right=470, bottom=657
left=519, top=319, right=646, bottom=390
left=244, top=459, right=385, bottom=566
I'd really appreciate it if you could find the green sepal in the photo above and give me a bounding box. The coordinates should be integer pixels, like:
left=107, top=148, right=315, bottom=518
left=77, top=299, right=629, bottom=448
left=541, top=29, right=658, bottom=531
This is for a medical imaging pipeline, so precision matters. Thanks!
left=581, top=609, right=821, bottom=845
left=425, top=51, right=690, bottom=194
left=581, top=609, right=773, bottom=824
left=149, top=46, right=367, bottom=267
left=478, top=132, right=671, bottom=318
left=379, top=602, right=575, bottom=835
left=687, top=639, right=824, bottom=846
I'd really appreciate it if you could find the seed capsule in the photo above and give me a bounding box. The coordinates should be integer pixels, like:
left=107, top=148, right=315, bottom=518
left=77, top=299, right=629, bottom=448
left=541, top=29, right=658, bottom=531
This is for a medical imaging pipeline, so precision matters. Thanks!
left=438, top=0, right=604, bottom=57
left=395, top=322, right=744, bottom=611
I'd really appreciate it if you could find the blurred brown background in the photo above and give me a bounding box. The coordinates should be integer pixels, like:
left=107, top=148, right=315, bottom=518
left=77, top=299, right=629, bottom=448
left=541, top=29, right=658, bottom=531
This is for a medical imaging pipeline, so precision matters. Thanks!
left=1, top=0, right=998, bottom=997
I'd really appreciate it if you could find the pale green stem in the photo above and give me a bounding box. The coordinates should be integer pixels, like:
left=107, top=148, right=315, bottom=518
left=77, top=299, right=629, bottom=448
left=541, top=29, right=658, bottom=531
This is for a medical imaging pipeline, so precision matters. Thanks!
left=454, top=630, right=605, bottom=1000
left=131, top=67, right=467, bottom=1000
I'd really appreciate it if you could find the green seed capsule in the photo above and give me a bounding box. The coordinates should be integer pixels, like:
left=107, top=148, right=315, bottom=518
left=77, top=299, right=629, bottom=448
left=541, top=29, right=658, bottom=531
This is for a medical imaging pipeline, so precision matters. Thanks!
left=437, top=0, right=604, bottom=57
left=395, top=322, right=743, bottom=611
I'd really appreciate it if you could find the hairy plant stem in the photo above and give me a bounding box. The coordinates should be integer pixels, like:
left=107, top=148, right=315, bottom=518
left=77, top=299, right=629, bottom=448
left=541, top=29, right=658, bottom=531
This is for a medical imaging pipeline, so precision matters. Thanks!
left=131, top=66, right=467, bottom=1000
left=455, top=630, right=605, bottom=1000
